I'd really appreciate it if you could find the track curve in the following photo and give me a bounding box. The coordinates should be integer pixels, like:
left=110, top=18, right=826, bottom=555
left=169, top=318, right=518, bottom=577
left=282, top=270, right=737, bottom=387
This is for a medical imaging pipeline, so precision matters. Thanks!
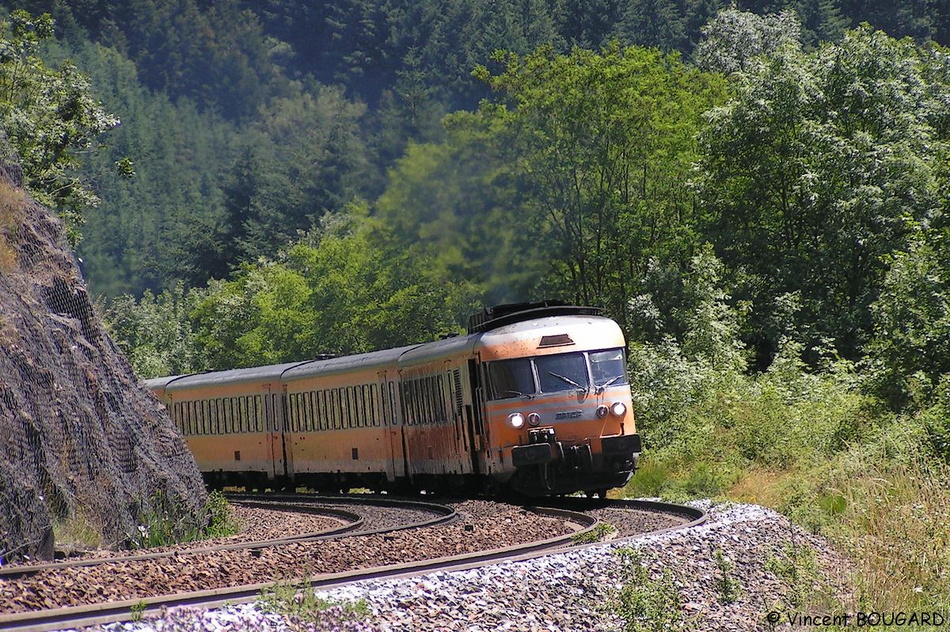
left=0, top=498, right=704, bottom=632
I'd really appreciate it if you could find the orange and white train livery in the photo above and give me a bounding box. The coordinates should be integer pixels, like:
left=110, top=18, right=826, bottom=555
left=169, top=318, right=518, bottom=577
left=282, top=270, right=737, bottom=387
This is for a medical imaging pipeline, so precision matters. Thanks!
left=145, top=302, right=642, bottom=497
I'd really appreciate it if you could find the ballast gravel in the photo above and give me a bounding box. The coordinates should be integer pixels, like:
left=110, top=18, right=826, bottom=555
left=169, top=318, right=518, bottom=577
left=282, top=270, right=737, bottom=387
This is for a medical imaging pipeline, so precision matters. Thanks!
left=69, top=501, right=852, bottom=632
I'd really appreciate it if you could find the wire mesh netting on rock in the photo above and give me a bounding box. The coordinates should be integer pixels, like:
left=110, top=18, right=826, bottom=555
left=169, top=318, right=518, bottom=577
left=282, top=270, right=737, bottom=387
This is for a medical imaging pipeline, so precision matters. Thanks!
left=0, top=166, right=207, bottom=563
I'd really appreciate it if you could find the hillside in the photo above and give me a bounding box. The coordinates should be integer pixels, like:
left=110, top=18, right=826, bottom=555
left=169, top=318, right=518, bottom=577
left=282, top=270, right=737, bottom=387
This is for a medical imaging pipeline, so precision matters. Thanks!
left=0, top=166, right=206, bottom=563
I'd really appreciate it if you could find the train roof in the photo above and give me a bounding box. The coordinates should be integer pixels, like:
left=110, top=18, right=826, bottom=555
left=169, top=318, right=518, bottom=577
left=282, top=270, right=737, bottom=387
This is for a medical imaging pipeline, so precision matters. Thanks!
left=397, top=333, right=480, bottom=368
left=142, top=375, right=184, bottom=391
left=164, top=361, right=309, bottom=391
left=280, top=344, right=420, bottom=381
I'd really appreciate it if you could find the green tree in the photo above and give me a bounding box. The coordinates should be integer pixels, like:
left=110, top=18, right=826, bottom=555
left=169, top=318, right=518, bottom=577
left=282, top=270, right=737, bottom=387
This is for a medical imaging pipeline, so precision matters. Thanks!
left=0, top=10, right=119, bottom=245
left=693, top=7, right=802, bottom=75
left=191, top=206, right=476, bottom=369
left=697, top=26, right=946, bottom=364
left=471, top=44, right=728, bottom=322
left=103, top=282, right=205, bottom=378
left=867, top=226, right=950, bottom=409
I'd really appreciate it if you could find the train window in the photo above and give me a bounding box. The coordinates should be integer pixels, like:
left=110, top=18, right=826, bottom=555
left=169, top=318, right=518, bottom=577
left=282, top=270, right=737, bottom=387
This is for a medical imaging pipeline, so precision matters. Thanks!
left=215, top=399, right=224, bottom=434
left=536, top=352, right=590, bottom=394
left=401, top=383, right=413, bottom=425
left=347, top=387, right=355, bottom=428
left=230, top=398, right=239, bottom=433
left=341, top=388, right=349, bottom=429
left=252, top=396, right=261, bottom=432
left=437, top=376, right=447, bottom=424
left=222, top=399, right=230, bottom=434
left=488, top=358, right=536, bottom=400
left=201, top=400, right=209, bottom=434
left=414, top=380, right=424, bottom=425
left=370, top=384, right=379, bottom=426
left=329, top=389, right=338, bottom=429
left=302, top=392, right=311, bottom=431
left=389, top=382, right=398, bottom=426
left=300, top=393, right=313, bottom=432
left=288, top=393, right=297, bottom=432
left=426, top=377, right=436, bottom=424
left=349, top=386, right=358, bottom=428
left=589, top=349, right=629, bottom=390
left=316, top=391, right=325, bottom=431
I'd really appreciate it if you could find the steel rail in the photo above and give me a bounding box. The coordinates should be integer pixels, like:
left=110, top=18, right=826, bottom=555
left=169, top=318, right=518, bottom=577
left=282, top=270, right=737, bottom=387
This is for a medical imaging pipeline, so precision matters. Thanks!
left=0, top=496, right=455, bottom=581
left=0, top=501, right=704, bottom=632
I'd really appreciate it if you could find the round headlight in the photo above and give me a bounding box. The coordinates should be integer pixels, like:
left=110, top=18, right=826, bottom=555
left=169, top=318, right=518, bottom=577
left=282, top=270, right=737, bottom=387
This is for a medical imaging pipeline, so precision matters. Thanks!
left=527, top=412, right=541, bottom=427
left=508, top=412, right=525, bottom=429
left=596, top=405, right=609, bottom=419
left=610, top=402, right=627, bottom=417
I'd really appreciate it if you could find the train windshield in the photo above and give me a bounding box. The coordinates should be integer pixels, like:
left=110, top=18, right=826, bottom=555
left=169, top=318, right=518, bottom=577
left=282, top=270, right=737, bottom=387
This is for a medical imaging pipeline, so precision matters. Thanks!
left=487, top=348, right=628, bottom=400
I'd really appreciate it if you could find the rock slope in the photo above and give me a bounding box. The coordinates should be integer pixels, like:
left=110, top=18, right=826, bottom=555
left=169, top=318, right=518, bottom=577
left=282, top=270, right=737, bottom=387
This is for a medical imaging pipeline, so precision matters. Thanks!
left=0, top=165, right=206, bottom=563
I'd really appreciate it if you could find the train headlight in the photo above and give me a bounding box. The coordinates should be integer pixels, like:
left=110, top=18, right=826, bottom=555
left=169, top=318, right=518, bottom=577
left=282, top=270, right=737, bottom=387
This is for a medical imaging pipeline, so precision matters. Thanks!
left=596, top=405, right=609, bottom=419
left=610, top=402, right=627, bottom=417
left=508, top=412, right=526, bottom=429
left=527, top=412, right=541, bottom=427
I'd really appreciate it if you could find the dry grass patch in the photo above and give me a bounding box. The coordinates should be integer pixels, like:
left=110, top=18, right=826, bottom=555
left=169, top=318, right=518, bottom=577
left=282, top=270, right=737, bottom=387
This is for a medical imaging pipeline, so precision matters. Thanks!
left=821, top=454, right=950, bottom=612
left=0, top=179, right=25, bottom=273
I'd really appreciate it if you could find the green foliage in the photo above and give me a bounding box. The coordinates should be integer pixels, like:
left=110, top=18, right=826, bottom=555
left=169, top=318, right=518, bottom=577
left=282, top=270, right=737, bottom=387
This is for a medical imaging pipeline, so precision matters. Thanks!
left=571, top=521, right=616, bottom=544
left=713, top=549, right=742, bottom=604
left=471, top=44, right=728, bottom=320
left=697, top=25, right=948, bottom=364
left=130, top=600, right=148, bottom=622
left=129, top=489, right=206, bottom=549
left=765, top=542, right=825, bottom=611
left=0, top=10, right=119, bottom=246
left=612, top=547, right=693, bottom=632
left=201, top=491, right=240, bottom=540
left=693, top=8, right=802, bottom=75
left=102, top=282, right=205, bottom=378
left=258, top=583, right=371, bottom=631
left=128, top=489, right=236, bottom=549
left=919, top=377, right=950, bottom=464
left=190, top=207, right=476, bottom=369
left=866, top=230, right=950, bottom=409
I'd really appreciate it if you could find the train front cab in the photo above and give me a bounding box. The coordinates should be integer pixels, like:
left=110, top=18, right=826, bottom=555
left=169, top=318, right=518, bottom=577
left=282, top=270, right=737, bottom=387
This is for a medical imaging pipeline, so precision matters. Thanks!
left=476, top=315, right=642, bottom=497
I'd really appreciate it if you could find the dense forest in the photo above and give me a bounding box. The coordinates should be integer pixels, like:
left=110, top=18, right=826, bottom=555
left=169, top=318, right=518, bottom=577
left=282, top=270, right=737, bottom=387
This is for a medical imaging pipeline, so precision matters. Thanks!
left=4, top=1, right=950, bottom=617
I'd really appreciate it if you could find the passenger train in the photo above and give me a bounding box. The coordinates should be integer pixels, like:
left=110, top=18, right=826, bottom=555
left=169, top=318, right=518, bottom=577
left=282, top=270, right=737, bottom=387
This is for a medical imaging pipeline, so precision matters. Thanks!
left=145, top=302, right=642, bottom=497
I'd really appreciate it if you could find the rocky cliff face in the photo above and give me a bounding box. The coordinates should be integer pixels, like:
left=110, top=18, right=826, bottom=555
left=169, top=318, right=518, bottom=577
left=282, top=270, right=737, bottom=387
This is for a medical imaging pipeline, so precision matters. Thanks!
left=0, top=166, right=207, bottom=563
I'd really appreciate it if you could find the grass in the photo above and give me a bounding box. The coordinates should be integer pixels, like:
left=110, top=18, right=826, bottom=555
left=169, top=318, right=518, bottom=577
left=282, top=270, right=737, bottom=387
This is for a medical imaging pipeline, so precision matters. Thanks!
left=53, top=510, right=104, bottom=554
left=0, top=179, right=24, bottom=273
left=618, top=346, right=950, bottom=624
left=611, top=547, right=695, bottom=632
left=258, top=581, right=372, bottom=631
left=572, top=521, right=616, bottom=544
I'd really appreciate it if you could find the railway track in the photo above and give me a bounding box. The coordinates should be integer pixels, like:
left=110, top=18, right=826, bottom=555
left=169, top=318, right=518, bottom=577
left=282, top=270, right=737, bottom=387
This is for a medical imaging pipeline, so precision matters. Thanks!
left=0, top=496, right=704, bottom=632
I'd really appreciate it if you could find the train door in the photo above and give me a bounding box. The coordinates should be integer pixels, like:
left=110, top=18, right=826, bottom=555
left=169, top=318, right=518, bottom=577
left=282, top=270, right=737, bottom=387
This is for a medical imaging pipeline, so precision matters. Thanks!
left=446, top=361, right=469, bottom=474
left=264, top=384, right=291, bottom=482
left=379, top=371, right=403, bottom=483
left=466, top=359, right=486, bottom=476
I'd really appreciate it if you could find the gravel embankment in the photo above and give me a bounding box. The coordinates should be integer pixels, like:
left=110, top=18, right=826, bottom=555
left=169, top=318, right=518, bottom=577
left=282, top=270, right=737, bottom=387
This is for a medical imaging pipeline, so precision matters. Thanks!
left=68, top=501, right=851, bottom=632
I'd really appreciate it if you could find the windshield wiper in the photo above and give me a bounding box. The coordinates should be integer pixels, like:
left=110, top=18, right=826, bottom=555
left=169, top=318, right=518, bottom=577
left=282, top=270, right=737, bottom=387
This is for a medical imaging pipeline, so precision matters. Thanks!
left=499, top=389, right=534, bottom=400
left=595, top=375, right=623, bottom=394
left=548, top=371, right=586, bottom=392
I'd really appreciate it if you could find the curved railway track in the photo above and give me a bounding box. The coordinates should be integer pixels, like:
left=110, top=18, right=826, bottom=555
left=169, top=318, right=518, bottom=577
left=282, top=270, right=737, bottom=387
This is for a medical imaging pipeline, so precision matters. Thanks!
left=0, top=496, right=704, bottom=632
